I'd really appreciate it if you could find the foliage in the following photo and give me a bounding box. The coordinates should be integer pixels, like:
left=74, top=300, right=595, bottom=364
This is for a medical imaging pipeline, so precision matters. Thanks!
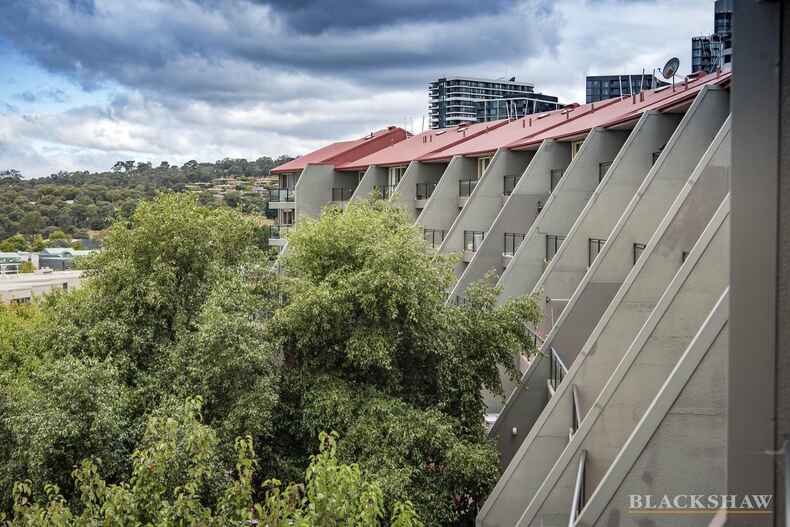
left=0, top=194, right=541, bottom=526
left=267, top=199, right=541, bottom=525
left=3, top=398, right=422, bottom=527
left=0, top=155, right=292, bottom=243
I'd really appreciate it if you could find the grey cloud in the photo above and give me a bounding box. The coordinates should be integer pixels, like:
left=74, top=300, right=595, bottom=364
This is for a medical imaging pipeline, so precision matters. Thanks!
left=13, top=88, right=68, bottom=103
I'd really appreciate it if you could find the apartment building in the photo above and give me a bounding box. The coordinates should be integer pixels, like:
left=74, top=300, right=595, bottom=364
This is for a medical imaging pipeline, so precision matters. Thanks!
left=691, top=0, right=733, bottom=74
left=0, top=270, right=83, bottom=304
left=585, top=74, right=668, bottom=103
left=267, top=67, right=762, bottom=525
left=269, top=126, right=409, bottom=252
left=429, top=76, right=560, bottom=128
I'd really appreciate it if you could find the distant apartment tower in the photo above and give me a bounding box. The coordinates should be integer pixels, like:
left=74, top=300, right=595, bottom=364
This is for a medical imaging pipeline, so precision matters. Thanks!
left=585, top=74, right=667, bottom=104
left=691, top=0, right=733, bottom=73
left=428, top=76, right=559, bottom=129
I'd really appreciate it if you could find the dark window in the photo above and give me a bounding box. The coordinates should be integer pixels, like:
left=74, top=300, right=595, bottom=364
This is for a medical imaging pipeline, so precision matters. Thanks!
left=331, top=187, right=354, bottom=201
left=424, top=229, right=445, bottom=249
left=464, top=230, right=485, bottom=252
left=550, top=168, right=564, bottom=192
left=681, top=250, right=689, bottom=263
left=504, top=232, right=526, bottom=256
left=416, top=182, right=436, bottom=200
left=459, top=178, right=478, bottom=197
left=588, top=238, right=606, bottom=267
left=633, top=243, right=646, bottom=265
left=546, top=234, right=565, bottom=262
left=503, top=174, right=521, bottom=195
left=598, top=161, right=612, bottom=183
left=62, top=282, right=68, bottom=291
left=651, top=151, right=661, bottom=166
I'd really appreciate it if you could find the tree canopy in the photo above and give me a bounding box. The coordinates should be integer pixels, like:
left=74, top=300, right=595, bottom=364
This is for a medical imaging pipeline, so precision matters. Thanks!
left=0, top=195, right=541, bottom=526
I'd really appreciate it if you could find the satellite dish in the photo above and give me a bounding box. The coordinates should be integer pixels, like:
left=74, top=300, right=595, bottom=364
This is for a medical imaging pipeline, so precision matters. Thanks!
left=662, top=57, right=680, bottom=80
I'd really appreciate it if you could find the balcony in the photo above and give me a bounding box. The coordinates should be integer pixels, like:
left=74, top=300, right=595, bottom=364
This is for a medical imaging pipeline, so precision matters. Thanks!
left=331, top=186, right=355, bottom=204
left=416, top=182, right=436, bottom=207
left=503, top=174, right=521, bottom=196
left=373, top=184, right=397, bottom=200
left=503, top=232, right=526, bottom=267
left=458, top=178, right=478, bottom=207
left=268, top=224, right=290, bottom=247
left=424, top=228, right=445, bottom=249
left=463, top=230, right=484, bottom=262
left=268, top=187, right=296, bottom=209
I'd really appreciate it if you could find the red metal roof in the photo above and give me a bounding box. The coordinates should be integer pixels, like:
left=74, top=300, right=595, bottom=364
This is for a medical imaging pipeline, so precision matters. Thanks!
left=337, top=119, right=508, bottom=171
left=417, top=100, right=620, bottom=161
left=507, top=70, right=730, bottom=150
left=272, top=126, right=409, bottom=174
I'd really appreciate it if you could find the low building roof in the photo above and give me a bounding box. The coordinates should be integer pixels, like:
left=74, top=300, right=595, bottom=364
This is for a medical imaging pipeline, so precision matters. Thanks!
left=272, top=126, right=409, bottom=174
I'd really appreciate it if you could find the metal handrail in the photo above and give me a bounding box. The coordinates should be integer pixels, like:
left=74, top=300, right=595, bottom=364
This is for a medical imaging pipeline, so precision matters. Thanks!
left=373, top=184, right=397, bottom=199
left=503, top=174, right=521, bottom=195
left=331, top=187, right=354, bottom=202
left=572, top=384, right=582, bottom=434
left=271, top=187, right=295, bottom=202
left=568, top=450, right=587, bottom=527
left=416, top=182, right=436, bottom=200
left=458, top=178, right=478, bottom=197
left=464, top=230, right=485, bottom=252
left=549, top=346, right=568, bottom=390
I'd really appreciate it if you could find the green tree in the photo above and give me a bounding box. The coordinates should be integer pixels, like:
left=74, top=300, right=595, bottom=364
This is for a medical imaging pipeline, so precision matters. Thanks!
left=267, top=199, right=541, bottom=524
left=4, top=398, right=422, bottom=527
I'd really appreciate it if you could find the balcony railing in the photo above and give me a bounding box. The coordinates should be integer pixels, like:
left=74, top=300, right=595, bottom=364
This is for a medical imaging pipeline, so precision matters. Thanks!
left=588, top=238, right=606, bottom=267
left=269, top=224, right=291, bottom=239
left=548, top=346, right=568, bottom=392
left=504, top=232, right=526, bottom=256
left=458, top=178, right=478, bottom=197
left=374, top=184, right=397, bottom=199
left=464, top=230, right=485, bottom=252
left=271, top=188, right=295, bottom=202
left=568, top=450, right=587, bottom=527
left=503, top=174, right=521, bottom=195
left=416, top=182, right=436, bottom=200
left=546, top=234, right=565, bottom=262
left=331, top=187, right=354, bottom=202
left=424, top=228, right=445, bottom=249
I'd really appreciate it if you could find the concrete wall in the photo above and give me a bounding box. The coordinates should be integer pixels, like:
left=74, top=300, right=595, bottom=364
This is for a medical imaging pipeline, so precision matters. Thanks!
left=416, top=155, right=476, bottom=233
left=514, top=210, right=730, bottom=527
left=496, top=128, right=629, bottom=306
left=350, top=165, right=387, bottom=203
left=579, top=293, right=728, bottom=527
left=451, top=140, right=568, bottom=301
left=440, top=149, right=534, bottom=277
left=390, top=161, right=448, bottom=220
left=543, top=90, right=730, bottom=364
left=477, top=120, right=731, bottom=527
left=532, top=112, right=682, bottom=326
left=294, top=164, right=336, bottom=220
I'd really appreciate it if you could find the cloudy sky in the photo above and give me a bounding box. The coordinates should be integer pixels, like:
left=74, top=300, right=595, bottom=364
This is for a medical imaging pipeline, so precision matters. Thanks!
left=0, top=0, right=712, bottom=178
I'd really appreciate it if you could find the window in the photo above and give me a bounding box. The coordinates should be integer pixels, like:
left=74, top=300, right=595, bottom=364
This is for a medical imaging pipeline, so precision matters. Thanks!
left=388, top=166, right=407, bottom=187
left=588, top=238, right=606, bottom=267
left=416, top=182, right=436, bottom=200
left=503, top=174, right=521, bottom=195
left=424, top=229, right=445, bottom=249
left=598, top=161, right=612, bottom=183
left=681, top=250, right=689, bottom=263
left=651, top=151, right=662, bottom=166
left=458, top=178, right=478, bottom=197
left=571, top=139, right=585, bottom=158
left=504, top=233, right=525, bottom=256
left=464, top=230, right=485, bottom=252
left=546, top=234, right=565, bottom=262
left=62, top=282, right=68, bottom=291
left=550, top=168, right=564, bottom=192
left=477, top=157, right=492, bottom=179
left=633, top=243, right=646, bottom=265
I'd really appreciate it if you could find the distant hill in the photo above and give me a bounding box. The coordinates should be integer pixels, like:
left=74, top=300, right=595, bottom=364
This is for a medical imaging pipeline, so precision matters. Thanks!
left=0, top=156, right=293, bottom=245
